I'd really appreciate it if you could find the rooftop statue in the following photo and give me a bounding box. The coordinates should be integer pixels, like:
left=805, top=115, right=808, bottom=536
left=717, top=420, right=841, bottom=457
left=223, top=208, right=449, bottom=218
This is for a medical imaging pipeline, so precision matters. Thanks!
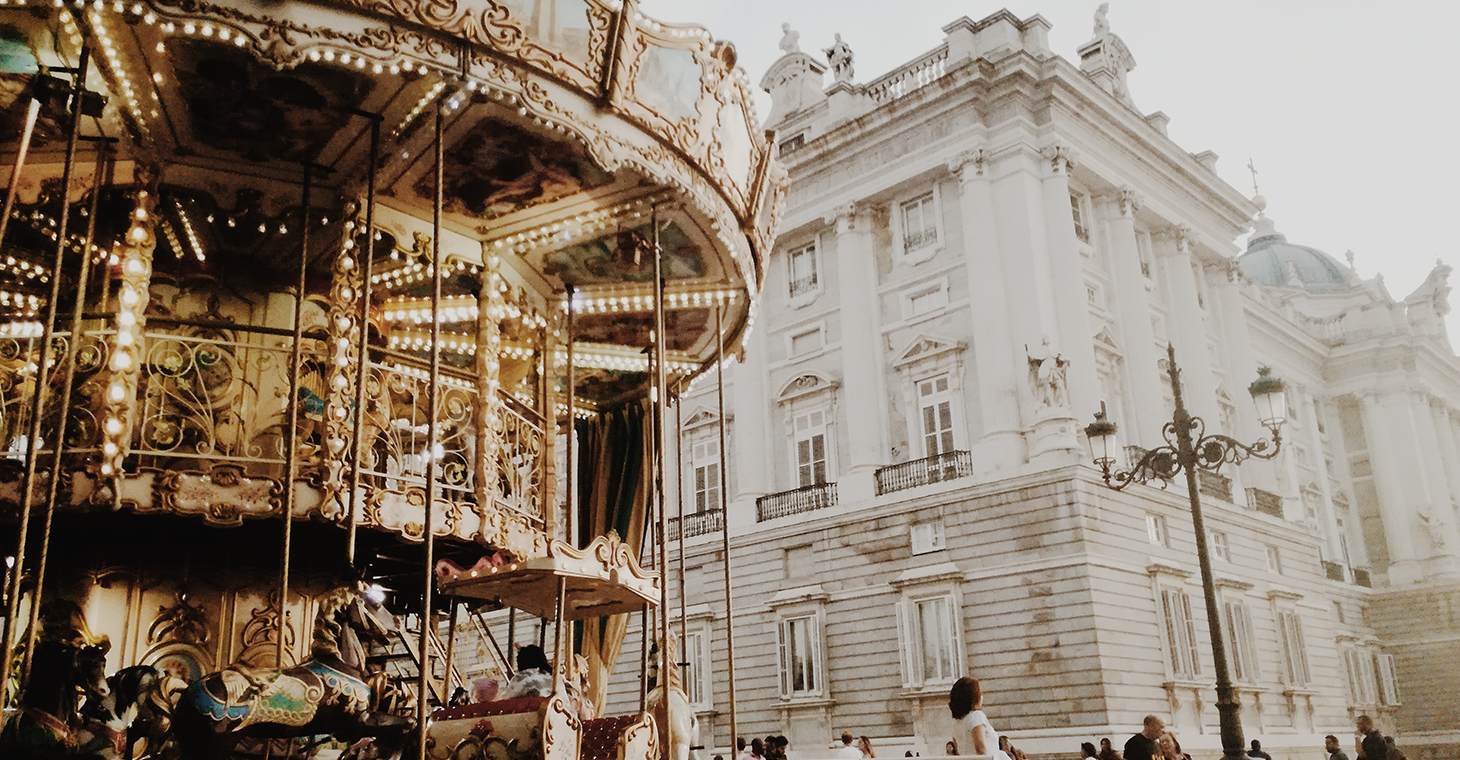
left=824, top=33, right=855, bottom=82
left=1093, top=3, right=1111, bottom=38
left=779, top=22, right=801, bottom=55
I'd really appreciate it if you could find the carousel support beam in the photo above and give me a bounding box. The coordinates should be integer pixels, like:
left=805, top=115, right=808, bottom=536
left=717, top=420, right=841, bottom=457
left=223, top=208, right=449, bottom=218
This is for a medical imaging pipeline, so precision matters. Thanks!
left=14, top=49, right=90, bottom=687
left=565, top=283, right=576, bottom=547
left=714, top=304, right=739, bottom=751
left=652, top=208, right=672, bottom=749
left=346, top=113, right=382, bottom=567
left=28, top=137, right=109, bottom=673
left=416, top=98, right=448, bottom=760
left=277, top=161, right=313, bottom=669
left=444, top=598, right=460, bottom=697
left=674, top=381, right=687, bottom=665
left=0, top=97, right=40, bottom=259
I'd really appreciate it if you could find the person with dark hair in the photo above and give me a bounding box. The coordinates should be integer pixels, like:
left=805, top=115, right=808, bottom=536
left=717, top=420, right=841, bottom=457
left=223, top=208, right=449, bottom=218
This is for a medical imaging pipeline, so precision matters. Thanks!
left=857, top=736, right=876, bottom=759
left=500, top=644, right=553, bottom=698
left=738, top=738, right=747, bottom=753
left=1326, top=735, right=1351, bottom=760
left=1249, top=740, right=1272, bottom=760
left=741, top=738, right=766, bottom=760
left=948, top=677, right=1009, bottom=760
left=1384, top=736, right=1406, bottom=760
left=945, top=741, right=959, bottom=756
left=1099, top=738, right=1123, bottom=760
left=1124, top=716, right=1165, bottom=760
left=1081, top=742, right=1099, bottom=759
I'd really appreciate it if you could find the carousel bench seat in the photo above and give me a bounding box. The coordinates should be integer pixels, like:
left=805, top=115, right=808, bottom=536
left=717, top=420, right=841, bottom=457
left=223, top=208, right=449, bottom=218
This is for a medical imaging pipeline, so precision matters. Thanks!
left=580, top=715, right=639, bottom=760
left=431, top=696, right=547, bottom=721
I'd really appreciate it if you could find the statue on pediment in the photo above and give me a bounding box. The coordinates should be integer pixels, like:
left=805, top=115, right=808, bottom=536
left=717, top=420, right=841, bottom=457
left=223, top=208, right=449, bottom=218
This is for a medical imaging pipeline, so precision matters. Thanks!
left=779, top=23, right=801, bottom=55
left=824, top=33, right=854, bottom=82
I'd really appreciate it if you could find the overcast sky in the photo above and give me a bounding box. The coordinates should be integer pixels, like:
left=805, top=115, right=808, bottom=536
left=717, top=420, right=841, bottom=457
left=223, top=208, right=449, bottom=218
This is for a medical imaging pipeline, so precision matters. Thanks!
left=640, top=0, right=1460, bottom=342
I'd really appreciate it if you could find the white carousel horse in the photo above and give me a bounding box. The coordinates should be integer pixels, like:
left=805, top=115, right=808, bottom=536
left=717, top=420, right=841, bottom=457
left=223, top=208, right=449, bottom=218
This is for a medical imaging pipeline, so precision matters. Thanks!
left=645, top=635, right=698, bottom=760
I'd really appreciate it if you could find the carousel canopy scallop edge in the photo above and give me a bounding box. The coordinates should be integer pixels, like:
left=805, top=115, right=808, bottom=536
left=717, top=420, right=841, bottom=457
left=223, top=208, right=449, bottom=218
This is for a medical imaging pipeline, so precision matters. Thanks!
left=0, top=0, right=786, bottom=562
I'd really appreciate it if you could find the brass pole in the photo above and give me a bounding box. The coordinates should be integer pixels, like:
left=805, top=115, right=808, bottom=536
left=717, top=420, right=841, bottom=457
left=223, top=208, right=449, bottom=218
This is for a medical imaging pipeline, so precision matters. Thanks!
left=277, top=162, right=312, bottom=669
left=17, top=50, right=89, bottom=685
left=444, top=598, right=460, bottom=696
left=714, top=304, right=737, bottom=751
left=416, top=97, right=447, bottom=760
left=651, top=210, right=671, bottom=752
left=564, top=283, right=575, bottom=546
left=674, top=381, right=686, bottom=670
left=345, top=115, right=381, bottom=566
left=0, top=97, right=41, bottom=256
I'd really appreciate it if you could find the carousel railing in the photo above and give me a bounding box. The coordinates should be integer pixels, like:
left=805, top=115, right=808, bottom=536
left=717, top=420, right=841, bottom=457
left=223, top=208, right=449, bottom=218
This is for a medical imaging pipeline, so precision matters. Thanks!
left=358, top=349, right=478, bottom=502
left=1, top=328, right=113, bottom=459
left=129, top=319, right=326, bottom=470
left=493, top=390, right=546, bottom=525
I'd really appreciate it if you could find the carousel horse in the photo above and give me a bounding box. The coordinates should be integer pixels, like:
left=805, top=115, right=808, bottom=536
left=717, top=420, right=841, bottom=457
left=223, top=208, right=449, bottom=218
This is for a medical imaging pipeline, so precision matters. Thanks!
left=74, top=665, right=159, bottom=760
left=0, top=637, right=112, bottom=759
left=171, top=585, right=414, bottom=760
left=646, top=635, right=699, bottom=760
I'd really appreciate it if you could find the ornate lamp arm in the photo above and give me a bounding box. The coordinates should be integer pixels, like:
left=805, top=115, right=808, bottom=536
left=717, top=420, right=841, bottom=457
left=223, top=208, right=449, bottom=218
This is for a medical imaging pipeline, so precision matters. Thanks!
left=1095, top=416, right=1282, bottom=490
left=1192, top=430, right=1282, bottom=470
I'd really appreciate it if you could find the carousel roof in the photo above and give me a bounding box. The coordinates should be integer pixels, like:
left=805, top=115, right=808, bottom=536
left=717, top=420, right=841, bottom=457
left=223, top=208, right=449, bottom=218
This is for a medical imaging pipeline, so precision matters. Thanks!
left=0, top=0, right=785, bottom=403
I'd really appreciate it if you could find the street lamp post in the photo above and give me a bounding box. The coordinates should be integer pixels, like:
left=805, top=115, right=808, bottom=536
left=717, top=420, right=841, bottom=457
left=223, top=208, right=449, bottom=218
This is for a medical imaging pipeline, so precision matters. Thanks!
left=1085, top=343, right=1287, bottom=760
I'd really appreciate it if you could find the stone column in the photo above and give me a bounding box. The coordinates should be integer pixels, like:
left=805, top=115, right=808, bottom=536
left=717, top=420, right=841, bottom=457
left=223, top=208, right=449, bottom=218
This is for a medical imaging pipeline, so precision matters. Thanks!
left=1209, top=262, right=1279, bottom=492
left=1155, top=226, right=1221, bottom=425
left=1100, top=187, right=1165, bottom=448
left=1408, top=394, right=1460, bottom=570
left=831, top=202, right=885, bottom=501
left=1040, top=146, right=1100, bottom=425
left=731, top=323, right=773, bottom=516
left=1360, top=392, right=1421, bottom=583
left=949, top=148, right=1024, bottom=471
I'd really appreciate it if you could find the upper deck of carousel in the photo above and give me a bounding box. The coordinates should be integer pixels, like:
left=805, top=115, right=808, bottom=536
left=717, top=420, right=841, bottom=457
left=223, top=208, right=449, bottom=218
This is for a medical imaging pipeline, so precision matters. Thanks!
left=0, top=0, right=785, bottom=557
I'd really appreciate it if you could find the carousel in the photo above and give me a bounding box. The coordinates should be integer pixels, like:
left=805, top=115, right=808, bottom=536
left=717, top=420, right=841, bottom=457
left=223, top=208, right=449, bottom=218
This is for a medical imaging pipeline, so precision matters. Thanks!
left=0, top=0, right=783, bottom=757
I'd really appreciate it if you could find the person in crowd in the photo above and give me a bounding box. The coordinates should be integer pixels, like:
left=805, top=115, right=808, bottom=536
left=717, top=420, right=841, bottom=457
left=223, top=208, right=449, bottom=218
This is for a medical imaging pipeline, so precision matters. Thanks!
left=1326, top=736, right=1351, bottom=760
left=737, top=739, right=747, bottom=755
left=835, top=733, right=863, bottom=759
left=777, top=736, right=791, bottom=759
left=858, top=736, right=876, bottom=759
left=1249, top=740, right=1273, bottom=760
left=1158, top=733, right=1190, bottom=760
left=1124, top=716, right=1165, bottom=760
left=1384, top=736, right=1407, bottom=760
left=1099, top=738, right=1123, bottom=760
left=500, top=645, right=553, bottom=698
left=1357, top=715, right=1388, bottom=760
left=948, top=677, right=1011, bottom=760
left=946, top=741, right=959, bottom=756
left=765, top=736, right=783, bottom=760
left=1082, top=742, right=1100, bottom=759
left=742, top=738, right=766, bottom=760
left=999, top=736, right=1026, bottom=760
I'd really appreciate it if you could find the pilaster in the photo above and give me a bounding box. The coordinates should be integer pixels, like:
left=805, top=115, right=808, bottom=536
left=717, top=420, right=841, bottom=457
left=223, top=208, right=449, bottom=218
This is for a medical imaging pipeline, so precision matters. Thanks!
left=1155, top=226, right=1220, bottom=425
left=731, top=324, right=773, bottom=513
left=1039, top=145, right=1100, bottom=434
left=949, top=148, right=1025, bottom=471
left=1208, top=261, right=1279, bottom=493
left=830, top=202, right=885, bottom=501
left=1100, top=186, right=1165, bottom=449
left=1359, top=391, right=1422, bottom=583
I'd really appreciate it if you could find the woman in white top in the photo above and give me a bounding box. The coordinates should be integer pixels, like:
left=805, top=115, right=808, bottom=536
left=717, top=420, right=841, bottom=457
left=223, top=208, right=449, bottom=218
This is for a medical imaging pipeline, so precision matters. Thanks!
left=948, top=677, right=1011, bottom=760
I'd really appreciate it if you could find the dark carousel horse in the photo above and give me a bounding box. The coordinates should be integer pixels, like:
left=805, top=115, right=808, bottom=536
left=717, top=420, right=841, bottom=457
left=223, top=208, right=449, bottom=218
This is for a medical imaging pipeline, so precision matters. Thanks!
left=171, top=586, right=414, bottom=760
left=0, top=637, right=112, bottom=759
left=73, top=665, right=160, bottom=760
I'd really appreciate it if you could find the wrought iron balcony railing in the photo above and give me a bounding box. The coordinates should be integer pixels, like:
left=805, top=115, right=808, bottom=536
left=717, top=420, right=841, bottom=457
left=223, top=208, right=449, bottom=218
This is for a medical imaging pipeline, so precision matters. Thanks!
left=874, top=450, right=972, bottom=495
left=756, top=481, right=836, bottom=522
left=1197, top=469, right=1233, bottom=502
left=668, top=509, right=724, bottom=540
left=1322, top=560, right=1346, bottom=582
left=1245, top=487, right=1284, bottom=518
left=789, top=272, right=818, bottom=297
left=1352, top=567, right=1372, bottom=588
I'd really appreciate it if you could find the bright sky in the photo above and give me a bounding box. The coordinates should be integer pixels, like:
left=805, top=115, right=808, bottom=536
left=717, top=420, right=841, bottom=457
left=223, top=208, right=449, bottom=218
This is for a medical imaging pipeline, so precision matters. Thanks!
left=641, top=0, right=1460, bottom=343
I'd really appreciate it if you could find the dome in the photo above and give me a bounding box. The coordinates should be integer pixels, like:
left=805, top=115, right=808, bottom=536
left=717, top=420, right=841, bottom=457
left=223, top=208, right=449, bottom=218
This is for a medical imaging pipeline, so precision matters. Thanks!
left=1239, top=216, right=1355, bottom=294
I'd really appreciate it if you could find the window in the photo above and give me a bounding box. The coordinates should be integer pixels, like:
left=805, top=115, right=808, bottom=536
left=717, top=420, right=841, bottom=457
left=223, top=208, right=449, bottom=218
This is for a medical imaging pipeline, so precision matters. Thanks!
left=683, top=629, right=710, bottom=708
left=1147, top=514, right=1170, bottom=547
left=910, top=521, right=945, bottom=555
left=1223, top=600, right=1259, bottom=682
left=897, top=595, right=961, bottom=686
left=788, top=326, right=824, bottom=357
left=918, top=375, right=956, bottom=457
left=692, top=439, right=720, bottom=513
left=794, top=410, right=829, bottom=487
left=780, top=133, right=805, bottom=154
left=1376, top=653, right=1401, bottom=706
left=788, top=243, right=818, bottom=298
left=1069, top=191, right=1090, bottom=244
left=1276, top=610, right=1309, bottom=686
left=1343, top=647, right=1379, bottom=705
left=901, top=193, right=938, bottom=253
left=1210, top=531, right=1230, bottom=562
left=777, top=615, right=823, bottom=696
left=1161, top=588, right=1201, bottom=679
left=1264, top=545, right=1282, bottom=574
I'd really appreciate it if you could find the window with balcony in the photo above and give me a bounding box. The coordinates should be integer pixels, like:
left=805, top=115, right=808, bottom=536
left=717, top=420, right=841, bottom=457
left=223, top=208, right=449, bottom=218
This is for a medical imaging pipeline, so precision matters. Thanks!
left=1161, top=587, right=1201, bottom=679
left=901, top=193, right=938, bottom=254
left=692, top=439, right=720, bottom=513
left=794, top=410, right=829, bottom=487
left=788, top=242, right=819, bottom=300
left=918, top=375, right=956, bottom=458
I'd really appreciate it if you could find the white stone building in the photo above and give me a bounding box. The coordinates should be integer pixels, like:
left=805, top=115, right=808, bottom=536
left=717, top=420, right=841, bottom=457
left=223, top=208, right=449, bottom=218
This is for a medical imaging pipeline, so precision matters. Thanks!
left=600, top=10, right=1460, bottom=760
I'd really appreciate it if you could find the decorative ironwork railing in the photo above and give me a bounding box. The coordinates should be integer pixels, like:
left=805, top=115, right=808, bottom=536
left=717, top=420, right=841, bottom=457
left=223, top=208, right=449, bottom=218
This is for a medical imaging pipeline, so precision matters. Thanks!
left=1352, top=567, right=1372, bottom=587
left=358, top=358, right=477, bottom=501
left=131, top=321, right=325, bottom=468
left=492, top=390, right=546, bottom=523
left=874, top=450, right=972, bottom=495
left=1197, top=469, right=1232, bottom=502
left=1322, top=560, right=1346, bottom=582
left=756, top=481, right=836, bottom=522
left=1245, top=487, right=1284, bottom=517
left=1, top=330, right=112, bottom=458
left=903, top=227, right=938, bottom=252
left=668, top=510, right=724, bottom=540
left=789, top=272, right=818, bottom=298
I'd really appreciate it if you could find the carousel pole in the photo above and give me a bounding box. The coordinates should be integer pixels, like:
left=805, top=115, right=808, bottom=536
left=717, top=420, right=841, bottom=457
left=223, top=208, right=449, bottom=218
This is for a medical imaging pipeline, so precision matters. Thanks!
left=0, top=93, right=41, bottom=686
left=345, top=114, right=381, bottom=567
left=714, top=304, right=738, bottom=751
left=416, top=97, right=447, bottom=760
left=564, top=283, right=575, bottom=547
left=27, top=138, right=108, bottom=672
left=444, top=598, right=460, bottom=697
left=674, top=380, right=686, bottom=667
left=652, top=209, right=672, bottom=756
left=277, top=162, right=313, bottom=669
left=15, top=50, right=89, bottom=686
